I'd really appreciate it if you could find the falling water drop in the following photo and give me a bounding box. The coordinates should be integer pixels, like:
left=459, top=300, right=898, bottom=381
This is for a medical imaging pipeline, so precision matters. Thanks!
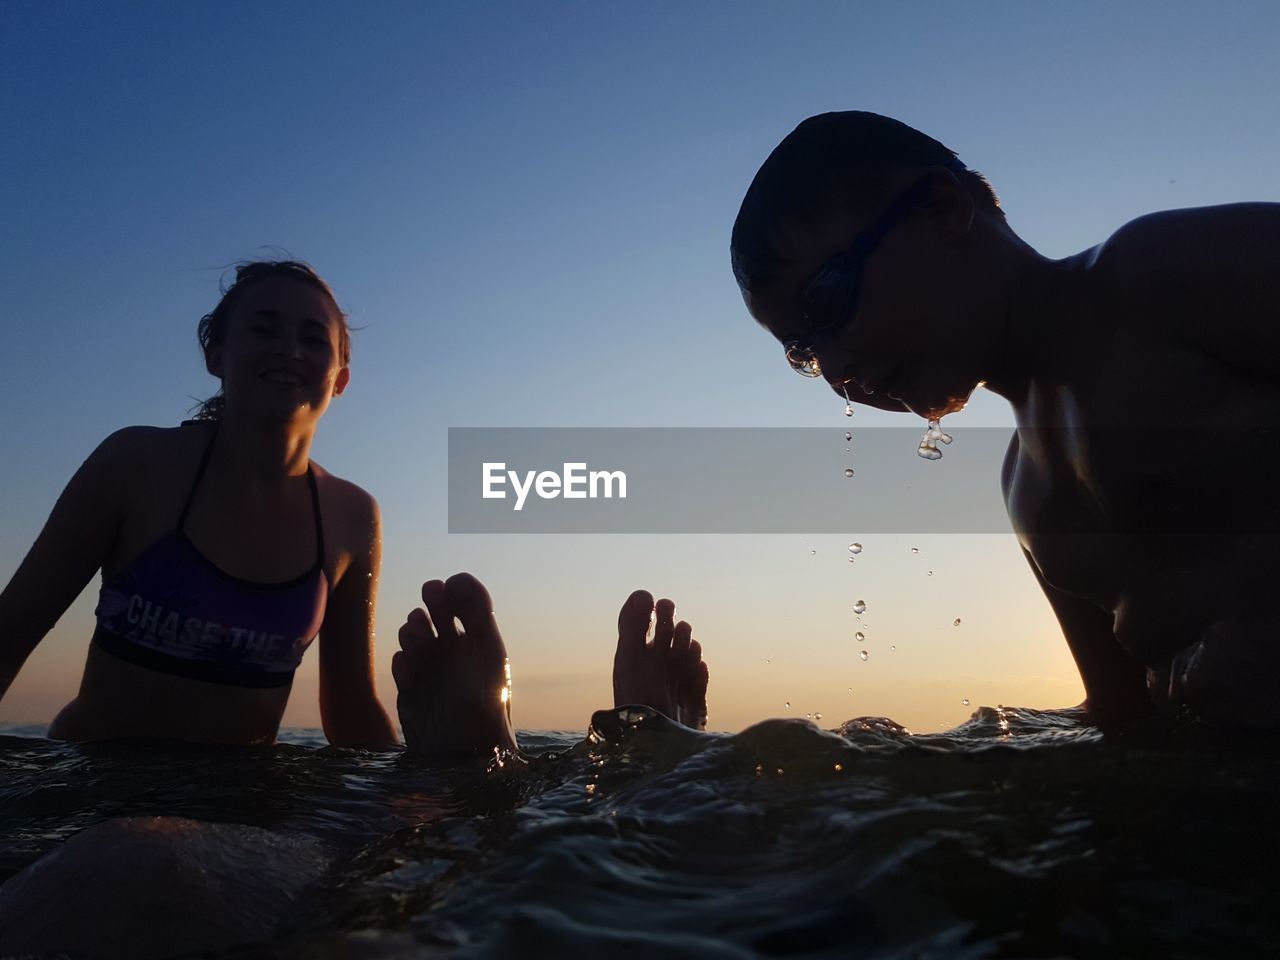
left=848, top=542, right=862, bottom=555
left=855, top=631, right=865, bottom=642
left=910, top=547, right=919, bottom=554
left=890, top=644, right=896, bottom=650
left=844, top=431, right=853, bottom=442
left=859, top=650, right=869, bottom=661
left=853, top=600, right=866, bottom=614
left=962, top=698, right=971, bottom=706
left=844, top=468, right=855, bottom=478
left=785, top=701, right=791, bottom=708
left=953, top=618, right=961, bottom=626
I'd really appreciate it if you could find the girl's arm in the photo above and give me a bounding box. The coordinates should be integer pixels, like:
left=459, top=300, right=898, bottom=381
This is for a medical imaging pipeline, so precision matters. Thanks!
left=318, top=489, right=400, bottom=749
left=0, top=430, right=136, bottom=702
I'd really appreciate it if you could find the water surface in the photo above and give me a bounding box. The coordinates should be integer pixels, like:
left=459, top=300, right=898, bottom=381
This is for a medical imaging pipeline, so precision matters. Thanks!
left=1, top=707, right=1276, bottom=958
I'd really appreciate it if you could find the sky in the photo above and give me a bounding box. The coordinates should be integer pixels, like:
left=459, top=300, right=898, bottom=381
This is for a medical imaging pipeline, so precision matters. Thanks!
left=2, top=1, right=1277, bottom=734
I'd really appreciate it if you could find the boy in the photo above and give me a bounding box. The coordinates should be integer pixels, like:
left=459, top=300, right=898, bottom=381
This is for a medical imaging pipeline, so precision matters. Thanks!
left=731, top=111, right=1279, bottom=733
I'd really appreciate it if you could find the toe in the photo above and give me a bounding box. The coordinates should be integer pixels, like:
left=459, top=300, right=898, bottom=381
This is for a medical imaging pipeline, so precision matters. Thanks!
left=391, top=649, right=418, bottom=688
left=444, top=572, right=496, bottom=636
left=617, top=590, right=654, bottom=653
left=684, top=660, right=710, bottom=730
left=421, top=580, right=457, bottom=639
left=652, top=598, right=676, bottom=656
left=398, top=608, right=434, bottom=655
left=670, top=620, right=692, bottom=662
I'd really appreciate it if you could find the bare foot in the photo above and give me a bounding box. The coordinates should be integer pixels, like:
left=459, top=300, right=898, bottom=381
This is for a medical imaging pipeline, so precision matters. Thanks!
left=392, top=573, right=518, bottom=756
left=612, top=591, right=710, bottom=730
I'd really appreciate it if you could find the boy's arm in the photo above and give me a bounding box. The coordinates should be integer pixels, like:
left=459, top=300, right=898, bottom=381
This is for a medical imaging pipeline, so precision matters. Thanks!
left=1019, top=547, right=1152, bottom=732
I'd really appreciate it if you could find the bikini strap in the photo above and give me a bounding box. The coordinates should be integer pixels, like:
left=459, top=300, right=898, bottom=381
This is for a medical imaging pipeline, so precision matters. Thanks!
left=177, top=427, right=219, bottom=532
left=306, top=465, right=326, bottom=570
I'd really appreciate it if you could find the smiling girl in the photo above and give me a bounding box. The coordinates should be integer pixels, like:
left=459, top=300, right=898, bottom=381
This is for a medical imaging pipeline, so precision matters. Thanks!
left=0, top=261, right=399, bottom=747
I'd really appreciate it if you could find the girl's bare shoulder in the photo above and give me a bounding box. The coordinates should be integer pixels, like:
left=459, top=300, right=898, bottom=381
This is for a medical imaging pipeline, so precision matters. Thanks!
left=86, top=422, right=212, bottom=487
left=309, top=463, right=381, bottom=553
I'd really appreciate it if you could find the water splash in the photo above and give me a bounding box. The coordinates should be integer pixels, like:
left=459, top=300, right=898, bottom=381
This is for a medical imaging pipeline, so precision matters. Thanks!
left=917, top=418, right=954, bottom=460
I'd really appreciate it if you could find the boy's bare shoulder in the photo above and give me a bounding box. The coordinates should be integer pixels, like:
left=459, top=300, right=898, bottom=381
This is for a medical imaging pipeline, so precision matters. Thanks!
left=1091, top=203, right=1280, bottom=298
left=1089, top=203, right=1280, bottom=369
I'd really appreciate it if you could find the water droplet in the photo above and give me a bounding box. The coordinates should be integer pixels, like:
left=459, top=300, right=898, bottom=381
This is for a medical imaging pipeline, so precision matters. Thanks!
left=765, top=658, right=771, bottom=664
left=910, top=547, right=919, bottom=554
left=784, top=701, right=790, bottom=708
left=810, top=549, right=816, bottom=555
left=844, top=403, right=854, bottom=418
left=848, top=556, right=856, bottom=563
left=805, top=712, right=812, bottom=719
left=917, top=418, right=953, bottom=460
left=953, top=618, right=961, bottom=626
left=848, top=687, right=853, bottom=693
left=844, top=468, right=855, bottom=478
left=859, top=650, right=869, bottom=661
left=855, top=631, right=865, bottom=642
left=890, top=644, right=896, bottom=650
left=814, top=713, right=823, bottom=720
left=853, top=600, right=866, bottom=614
left=844, top=431, right=852, bottom=442
left=848, top=542, right=862, bottom=555
left=917, top=443, right=943, bottom=460
left=962, top=698, right=971, bottom=706
left=927, top=570, right=934, bottom=576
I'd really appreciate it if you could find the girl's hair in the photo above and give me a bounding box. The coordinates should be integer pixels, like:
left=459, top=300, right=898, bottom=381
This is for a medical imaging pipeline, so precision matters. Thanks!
left=192, top=260, right=351, bottom=421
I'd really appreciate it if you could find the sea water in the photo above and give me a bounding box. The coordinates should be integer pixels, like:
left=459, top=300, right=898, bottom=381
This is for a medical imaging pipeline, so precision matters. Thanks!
left=1, top=711, right=1277, bottom=958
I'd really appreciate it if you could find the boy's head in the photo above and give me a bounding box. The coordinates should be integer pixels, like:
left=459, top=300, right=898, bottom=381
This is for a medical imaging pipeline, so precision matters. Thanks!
left=731, top=112, right=1007, bottom=418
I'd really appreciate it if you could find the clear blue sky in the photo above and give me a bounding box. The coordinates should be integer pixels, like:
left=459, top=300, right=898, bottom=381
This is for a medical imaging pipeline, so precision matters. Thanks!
left=2, top=1, right=1276, bottom=731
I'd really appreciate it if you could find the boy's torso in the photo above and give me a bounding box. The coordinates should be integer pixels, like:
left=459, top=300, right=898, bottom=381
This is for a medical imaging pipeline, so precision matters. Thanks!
left=1002, top=203, right=1280, bottom=668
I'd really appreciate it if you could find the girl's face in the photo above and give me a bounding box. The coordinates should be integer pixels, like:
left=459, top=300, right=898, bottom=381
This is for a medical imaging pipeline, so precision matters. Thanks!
left=208, top=277, right=350, bottom=424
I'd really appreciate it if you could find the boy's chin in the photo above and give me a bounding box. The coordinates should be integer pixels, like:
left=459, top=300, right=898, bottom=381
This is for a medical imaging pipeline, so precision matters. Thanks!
left=899, top=385, right=975, bottom=419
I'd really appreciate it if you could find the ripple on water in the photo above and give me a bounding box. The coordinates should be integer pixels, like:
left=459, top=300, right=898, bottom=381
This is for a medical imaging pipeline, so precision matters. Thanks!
left=1, top=713, right=1278, bottom=958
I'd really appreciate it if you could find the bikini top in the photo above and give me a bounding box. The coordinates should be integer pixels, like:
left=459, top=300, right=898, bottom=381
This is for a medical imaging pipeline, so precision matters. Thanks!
left=92, top=427, right=329, bottom=688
